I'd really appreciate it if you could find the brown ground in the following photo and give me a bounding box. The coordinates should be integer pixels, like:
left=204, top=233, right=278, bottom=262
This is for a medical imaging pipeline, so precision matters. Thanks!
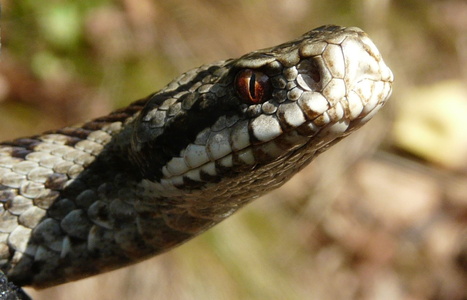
left=0, top=0, right=465, bottom=299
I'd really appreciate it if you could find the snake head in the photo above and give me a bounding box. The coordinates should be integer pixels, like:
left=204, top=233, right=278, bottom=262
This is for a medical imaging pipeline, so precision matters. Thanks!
left=131, top=26, right=393, bottom=206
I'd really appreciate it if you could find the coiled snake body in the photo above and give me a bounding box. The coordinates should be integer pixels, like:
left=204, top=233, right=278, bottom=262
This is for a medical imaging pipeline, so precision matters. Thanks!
left=0, top=25, right=393, bottom=288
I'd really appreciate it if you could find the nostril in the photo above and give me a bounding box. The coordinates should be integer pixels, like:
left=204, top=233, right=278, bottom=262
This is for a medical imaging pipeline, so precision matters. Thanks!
left=296, top=59, right=321, bottom=92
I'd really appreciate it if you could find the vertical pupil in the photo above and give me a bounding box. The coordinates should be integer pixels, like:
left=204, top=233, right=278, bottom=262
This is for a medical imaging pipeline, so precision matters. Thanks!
left=249, top=72, right=256, bottom=99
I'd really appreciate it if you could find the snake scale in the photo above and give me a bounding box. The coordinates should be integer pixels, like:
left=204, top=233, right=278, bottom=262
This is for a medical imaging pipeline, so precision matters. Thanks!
left=0, top=25, right=393, bottom=289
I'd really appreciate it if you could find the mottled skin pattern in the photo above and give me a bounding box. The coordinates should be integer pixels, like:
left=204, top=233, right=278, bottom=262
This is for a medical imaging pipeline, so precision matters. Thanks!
left=0, top=26, right=393, bottom=288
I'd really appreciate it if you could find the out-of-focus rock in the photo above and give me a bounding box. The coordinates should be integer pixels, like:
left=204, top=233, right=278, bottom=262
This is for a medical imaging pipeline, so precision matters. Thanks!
left=393, top=81, right=467, bottom=170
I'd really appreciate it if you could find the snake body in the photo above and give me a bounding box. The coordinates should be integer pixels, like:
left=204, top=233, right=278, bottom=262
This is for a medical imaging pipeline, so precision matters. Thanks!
left=0, top=25, right=393, bottom=288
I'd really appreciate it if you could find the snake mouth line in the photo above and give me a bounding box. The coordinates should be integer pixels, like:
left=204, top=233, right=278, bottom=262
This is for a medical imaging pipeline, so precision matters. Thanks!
left=158, top=107, right=347, bottom=190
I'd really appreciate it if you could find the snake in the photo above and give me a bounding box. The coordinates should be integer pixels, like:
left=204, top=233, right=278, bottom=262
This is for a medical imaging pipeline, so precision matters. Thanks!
left=0, top=25, right=393, bottom=289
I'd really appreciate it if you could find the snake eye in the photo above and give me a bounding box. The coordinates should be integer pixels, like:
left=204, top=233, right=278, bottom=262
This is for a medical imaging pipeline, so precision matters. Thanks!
left=235, top=69, right=271, bottom=104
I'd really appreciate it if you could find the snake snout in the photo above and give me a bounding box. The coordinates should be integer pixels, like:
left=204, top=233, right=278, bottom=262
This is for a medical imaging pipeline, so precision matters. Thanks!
left=340, top=29, right=394, bottom=123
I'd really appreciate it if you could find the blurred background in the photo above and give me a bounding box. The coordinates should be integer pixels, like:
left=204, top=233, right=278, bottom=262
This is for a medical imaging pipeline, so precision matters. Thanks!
left=0, top=0, right=466, bottom=299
